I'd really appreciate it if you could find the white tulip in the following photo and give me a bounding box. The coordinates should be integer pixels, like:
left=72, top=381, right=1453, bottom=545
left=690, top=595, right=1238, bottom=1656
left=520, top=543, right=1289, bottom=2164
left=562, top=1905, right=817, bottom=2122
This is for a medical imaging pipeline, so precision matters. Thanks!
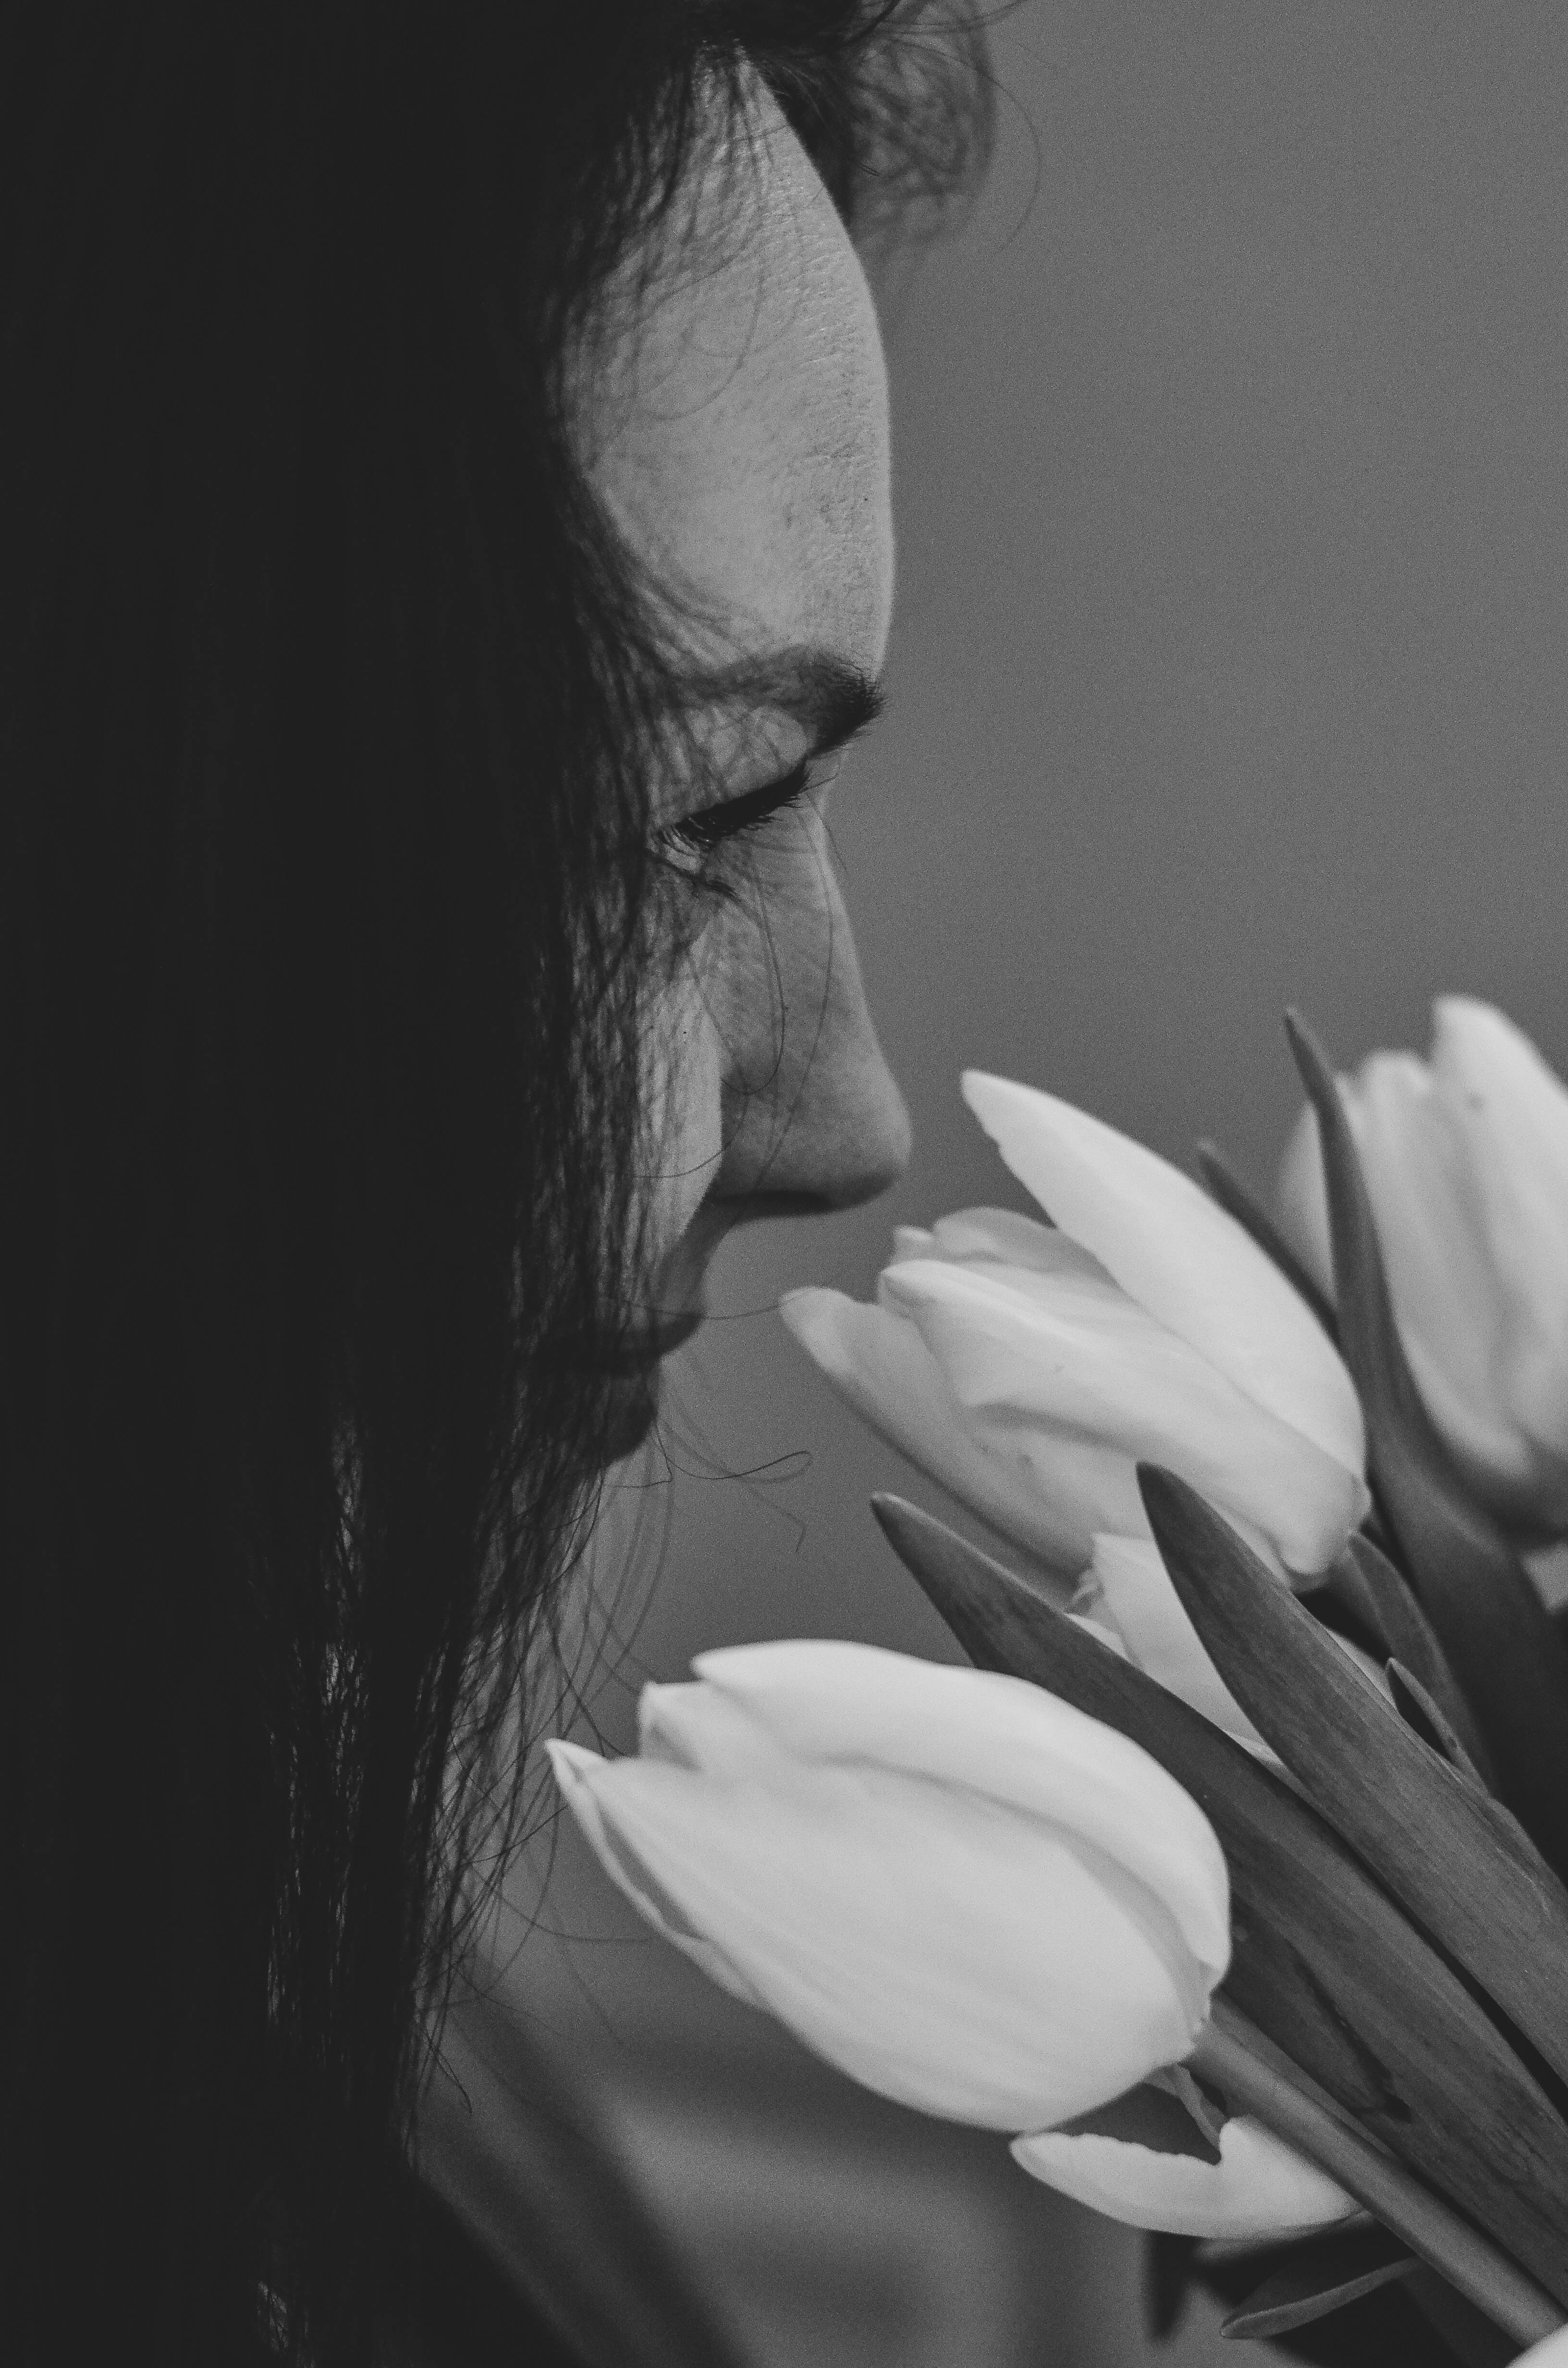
left=783, top=1077, right=1368, bottom=1576
left=1012, top=2112, right=1357, bottom=2240
left=777, top=1279, right=1099, bottom=1587
left=961, top=1075, right=1362, bottom=1476
left=1276, top=998, right=1568, bottom=1532
left=548, top=1640, right=1230, bottom=2132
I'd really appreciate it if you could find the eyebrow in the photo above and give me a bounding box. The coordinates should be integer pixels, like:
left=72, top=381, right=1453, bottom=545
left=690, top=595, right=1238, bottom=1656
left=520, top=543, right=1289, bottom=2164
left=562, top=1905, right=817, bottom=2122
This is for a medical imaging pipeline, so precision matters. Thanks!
left=679, top=644, right=887, bottom=762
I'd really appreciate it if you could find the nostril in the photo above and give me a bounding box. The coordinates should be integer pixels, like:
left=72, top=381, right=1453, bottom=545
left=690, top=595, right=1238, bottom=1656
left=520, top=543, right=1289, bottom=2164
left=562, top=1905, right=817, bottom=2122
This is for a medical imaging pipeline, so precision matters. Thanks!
left=711, top=1049, right=912, bottom=1222
left=720, top=1188, right=839, bottom=1227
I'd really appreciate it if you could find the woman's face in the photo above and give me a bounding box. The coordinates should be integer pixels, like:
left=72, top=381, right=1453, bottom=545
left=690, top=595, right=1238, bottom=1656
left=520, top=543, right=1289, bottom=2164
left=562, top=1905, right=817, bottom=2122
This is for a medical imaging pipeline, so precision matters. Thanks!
left=579, top=73, right=911, bottom=1439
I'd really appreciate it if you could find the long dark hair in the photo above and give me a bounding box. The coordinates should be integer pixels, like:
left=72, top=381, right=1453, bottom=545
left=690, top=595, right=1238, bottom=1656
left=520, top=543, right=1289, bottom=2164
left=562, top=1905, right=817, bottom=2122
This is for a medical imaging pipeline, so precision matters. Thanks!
left=0, top=6, right=992, bottom=2362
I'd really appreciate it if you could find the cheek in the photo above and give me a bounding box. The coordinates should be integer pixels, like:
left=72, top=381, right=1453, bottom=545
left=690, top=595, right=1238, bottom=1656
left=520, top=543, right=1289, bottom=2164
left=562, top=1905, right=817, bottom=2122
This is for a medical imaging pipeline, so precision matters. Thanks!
left=643, top=953, right=726, bottom=1249
left=710, top=820, right=838, bottom=1074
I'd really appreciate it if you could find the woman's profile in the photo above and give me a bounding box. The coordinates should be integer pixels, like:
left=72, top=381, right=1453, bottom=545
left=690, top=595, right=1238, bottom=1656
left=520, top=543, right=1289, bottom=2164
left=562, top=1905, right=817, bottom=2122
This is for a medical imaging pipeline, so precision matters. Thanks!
left=0, top=6, right=991, bottom=2362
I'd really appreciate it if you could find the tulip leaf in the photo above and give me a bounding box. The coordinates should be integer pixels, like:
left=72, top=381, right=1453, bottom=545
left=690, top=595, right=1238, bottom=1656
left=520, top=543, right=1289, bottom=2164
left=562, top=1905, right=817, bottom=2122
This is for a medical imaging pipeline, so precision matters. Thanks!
left=1294, top=1576, right=1388, bottom=1666
left=871, top=1492, right=1568, bottom=2302
left=1405, top=2267, right=1524, bottom=2368
left=1286, top=1009, right=1568, bottom=1877
left=1387, top=1661, right=1484, bottom=1787
left=1219, top=2224, right=1416, bottom=2342
left=1139, top=1463, right=1568, bottom=2101
left=1193, top=1138, right=1340, bottom=1343
left=1337, top=1533, right=1498, bottom=1789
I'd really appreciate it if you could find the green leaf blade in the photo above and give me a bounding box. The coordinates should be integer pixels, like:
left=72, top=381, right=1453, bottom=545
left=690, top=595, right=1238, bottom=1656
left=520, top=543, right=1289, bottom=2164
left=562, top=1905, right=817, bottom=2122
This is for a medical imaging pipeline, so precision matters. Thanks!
left=1340, top=1533, right=1498, bottom=1789
left=1138, top=1463, right=1568, bottom=2101
left=1218, top=2223, right=1416, bottom=2342
left=871, top=1492, right=1568, bottom=2305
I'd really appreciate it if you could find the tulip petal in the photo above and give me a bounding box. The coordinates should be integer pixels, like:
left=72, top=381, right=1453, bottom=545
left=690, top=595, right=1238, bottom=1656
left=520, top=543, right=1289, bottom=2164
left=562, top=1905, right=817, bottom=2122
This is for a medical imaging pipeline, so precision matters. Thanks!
left=889, top=1207, right=1072, bottom=1277
left=690, top=1638, right=1231, bottom=1983
left=550, top=1737, right=1208, bottom=2131
left=1353, top=1058, right=1514, bottom=1422
left=1011, top=2113, right=1357, bottom=2239
left=545, top=1741, right=768, bottom=2009
left=1282, top=1040, right=1568, bottom=1530
left=1087, top=1535, right=1268, bottom=1751
left=882, top=1256, right=1367, bottom=1574
left=638, top=1681, right=782, bottom=1778
left=962, top=1071, right=1365, bottom=1479
left=778, top=1284, right=1111, bottom=1579
left=1341, top=1055, right=1549, bottom=1524
left=1434, top=998, right=1568, bottom=1468
left=927, top=1205, right=1072, bottom=1273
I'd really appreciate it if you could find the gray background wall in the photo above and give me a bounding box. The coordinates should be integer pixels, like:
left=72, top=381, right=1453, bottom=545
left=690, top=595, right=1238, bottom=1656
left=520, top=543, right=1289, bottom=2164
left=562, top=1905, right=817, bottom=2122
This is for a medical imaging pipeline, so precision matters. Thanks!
left=494, top=8, right=1568, bottom=2360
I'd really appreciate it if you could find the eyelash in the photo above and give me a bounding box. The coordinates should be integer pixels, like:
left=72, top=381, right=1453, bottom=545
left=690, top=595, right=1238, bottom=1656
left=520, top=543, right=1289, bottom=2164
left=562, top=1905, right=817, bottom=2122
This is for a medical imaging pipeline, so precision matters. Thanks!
left=661, top=757, right=819, bottom=862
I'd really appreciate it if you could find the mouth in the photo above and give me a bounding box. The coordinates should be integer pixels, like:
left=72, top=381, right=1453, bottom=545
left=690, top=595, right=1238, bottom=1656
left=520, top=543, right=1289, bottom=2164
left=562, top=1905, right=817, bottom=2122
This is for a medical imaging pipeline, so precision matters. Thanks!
left=598, top=1306, right=705, bottom=1378
left=561, top=1307, right=705, bottom=1383
left=597, top=1310, right=704, bottom=1461
left=575, top=1227, right=720, bottom=1463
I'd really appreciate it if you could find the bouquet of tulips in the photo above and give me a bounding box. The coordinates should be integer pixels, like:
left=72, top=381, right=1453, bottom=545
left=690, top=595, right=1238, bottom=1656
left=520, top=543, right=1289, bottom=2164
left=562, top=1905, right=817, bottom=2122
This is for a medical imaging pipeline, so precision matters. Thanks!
left=551, top=999, right=1568, bottom=2367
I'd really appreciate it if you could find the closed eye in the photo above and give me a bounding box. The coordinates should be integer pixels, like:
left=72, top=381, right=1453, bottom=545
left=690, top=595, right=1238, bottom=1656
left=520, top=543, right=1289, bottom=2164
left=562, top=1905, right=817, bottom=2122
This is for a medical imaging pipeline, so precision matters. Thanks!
left=657, top=655, right=885, bottom=874
left=663, top=756, right=821, bottom=857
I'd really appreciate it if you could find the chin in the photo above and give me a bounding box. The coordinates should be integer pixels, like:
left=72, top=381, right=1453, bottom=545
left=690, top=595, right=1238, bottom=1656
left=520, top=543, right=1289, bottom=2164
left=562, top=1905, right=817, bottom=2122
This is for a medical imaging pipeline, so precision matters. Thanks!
left=600, top=1371, right=661, bottom=1462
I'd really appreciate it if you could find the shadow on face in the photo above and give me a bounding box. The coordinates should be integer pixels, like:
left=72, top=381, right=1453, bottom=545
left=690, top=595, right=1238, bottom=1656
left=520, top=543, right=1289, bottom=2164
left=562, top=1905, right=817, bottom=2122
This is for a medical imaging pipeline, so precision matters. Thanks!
left=575, top=64, right=913, bottom=1383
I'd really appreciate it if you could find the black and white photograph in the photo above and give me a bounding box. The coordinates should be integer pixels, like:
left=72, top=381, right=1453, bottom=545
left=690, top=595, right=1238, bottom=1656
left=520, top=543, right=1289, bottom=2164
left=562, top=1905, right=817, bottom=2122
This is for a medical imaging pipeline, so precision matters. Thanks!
left=9, top=7, right=1568, bottom=2365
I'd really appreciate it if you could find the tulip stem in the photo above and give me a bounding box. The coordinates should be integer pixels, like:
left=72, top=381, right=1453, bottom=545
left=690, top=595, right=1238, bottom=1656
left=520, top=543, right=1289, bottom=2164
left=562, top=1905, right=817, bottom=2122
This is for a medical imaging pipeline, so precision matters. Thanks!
left=1188, top=2000, right=1565, bottom=2347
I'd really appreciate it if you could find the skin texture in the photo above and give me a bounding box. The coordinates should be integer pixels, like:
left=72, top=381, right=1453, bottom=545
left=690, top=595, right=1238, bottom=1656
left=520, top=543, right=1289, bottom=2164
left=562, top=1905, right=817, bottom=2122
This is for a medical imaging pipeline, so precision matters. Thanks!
left=578, top=71, right=912, bottom=1417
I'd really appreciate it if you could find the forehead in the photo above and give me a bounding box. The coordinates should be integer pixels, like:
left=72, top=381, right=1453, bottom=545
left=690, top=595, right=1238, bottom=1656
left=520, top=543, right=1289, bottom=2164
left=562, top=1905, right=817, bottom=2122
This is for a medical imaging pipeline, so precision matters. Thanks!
left=575, top=72, right=894, bottom=687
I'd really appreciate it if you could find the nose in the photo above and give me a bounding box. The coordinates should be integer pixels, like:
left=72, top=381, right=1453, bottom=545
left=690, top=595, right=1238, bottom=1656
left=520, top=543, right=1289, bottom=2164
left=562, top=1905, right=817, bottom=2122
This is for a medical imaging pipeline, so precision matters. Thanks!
left=709, top=850, right=912, bottom=1221
left=732, top=1032, right=913, bottom=1216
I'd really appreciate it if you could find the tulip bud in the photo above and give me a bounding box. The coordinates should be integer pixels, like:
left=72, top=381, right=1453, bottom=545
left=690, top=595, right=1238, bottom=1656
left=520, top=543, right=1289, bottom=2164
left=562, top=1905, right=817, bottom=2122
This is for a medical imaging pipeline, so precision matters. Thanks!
left=776, top=1282, right=1093, bottom=1585
left=784, top=1078, right=1368, bottom=1578
left=1275, top=999, right=1568, bottom=1533
left=1012, top=2111, right=1357, bottom=2240
left=548, top=1640, right=1230, bottom=2132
